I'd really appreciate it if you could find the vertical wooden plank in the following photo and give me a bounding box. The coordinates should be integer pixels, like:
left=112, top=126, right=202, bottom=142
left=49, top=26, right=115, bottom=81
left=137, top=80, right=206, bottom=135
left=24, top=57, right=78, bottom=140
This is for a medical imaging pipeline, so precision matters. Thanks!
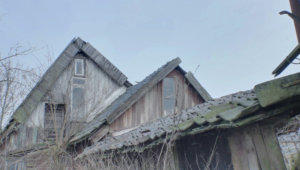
left=243, top=129, right=261, bottom=170
left=137, top=96, right=145, bottom=124
left=249, top=124, right=272, bottom=170
left=123, top=107, right=128, bottom=128
left=184, top=81, right=189, bottom=109
left=32, top=127, right=38, bottom=144
left=228, top=130, right=250, bottom=170
left=153, top=84, right=160, bottom=120
left=259, top=123, right=287, bottom=170
left=128, top=106, right=132, bottom=128
left=176, top=73, right=185, bottom=113
left=132, top=103, right=137, bottom=127
left=157, top=81, right=163, bottom=118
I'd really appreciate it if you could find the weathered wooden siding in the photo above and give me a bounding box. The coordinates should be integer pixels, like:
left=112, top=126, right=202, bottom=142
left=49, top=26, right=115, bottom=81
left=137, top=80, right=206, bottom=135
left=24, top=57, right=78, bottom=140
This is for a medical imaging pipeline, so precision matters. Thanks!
left=110, top=69, right=204, bottom=132
left=4, top=54, right=126, bottom=152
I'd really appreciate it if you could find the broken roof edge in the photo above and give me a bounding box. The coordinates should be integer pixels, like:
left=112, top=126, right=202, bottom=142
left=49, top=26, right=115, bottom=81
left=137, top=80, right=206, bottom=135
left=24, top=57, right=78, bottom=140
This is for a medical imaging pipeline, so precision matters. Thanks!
left=184, top=71, right=212, bottom=101
left=272, top=43, right=300, bottom=76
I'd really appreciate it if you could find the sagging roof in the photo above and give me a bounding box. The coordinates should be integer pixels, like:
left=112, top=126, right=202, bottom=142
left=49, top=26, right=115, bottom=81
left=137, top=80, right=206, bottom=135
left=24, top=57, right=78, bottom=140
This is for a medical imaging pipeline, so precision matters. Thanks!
left=77, top=72, right=300, bottom=158
left=70, top=58, right=212, bottom=143
left=272, top=44, right=300, bottom=76
left=1, top=37, right=129, bottom=138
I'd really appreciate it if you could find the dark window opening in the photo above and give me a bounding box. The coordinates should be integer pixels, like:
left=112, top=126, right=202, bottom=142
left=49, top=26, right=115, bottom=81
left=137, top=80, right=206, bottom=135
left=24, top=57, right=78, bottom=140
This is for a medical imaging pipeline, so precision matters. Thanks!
left=176, top=131, right=233, bottom=170
left=44, top=103, right=65, bottom=140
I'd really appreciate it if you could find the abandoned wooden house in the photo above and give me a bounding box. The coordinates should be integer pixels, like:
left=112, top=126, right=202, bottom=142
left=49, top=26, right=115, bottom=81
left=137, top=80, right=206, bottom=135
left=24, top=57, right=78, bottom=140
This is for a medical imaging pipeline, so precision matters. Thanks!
left=0, top=37, right=299, bottom=170
left=0, top=37, right=213, bottom=169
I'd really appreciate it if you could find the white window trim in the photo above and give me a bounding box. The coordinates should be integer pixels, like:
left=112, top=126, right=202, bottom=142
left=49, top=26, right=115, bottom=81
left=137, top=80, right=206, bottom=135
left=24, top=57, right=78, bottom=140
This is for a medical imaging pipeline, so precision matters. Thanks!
left=74, top=59, right=85, bottom=76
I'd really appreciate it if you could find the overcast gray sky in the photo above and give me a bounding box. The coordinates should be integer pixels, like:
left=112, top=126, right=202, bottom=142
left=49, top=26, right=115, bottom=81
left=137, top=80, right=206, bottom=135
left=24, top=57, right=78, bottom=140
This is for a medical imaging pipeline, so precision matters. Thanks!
left=0, top=0, right=299, bottom=97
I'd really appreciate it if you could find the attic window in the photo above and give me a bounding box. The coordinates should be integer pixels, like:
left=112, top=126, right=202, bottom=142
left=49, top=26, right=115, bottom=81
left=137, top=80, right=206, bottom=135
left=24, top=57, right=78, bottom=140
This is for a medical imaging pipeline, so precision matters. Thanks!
left=74, top=59, right=85, bottom=76
left=162, top=77, right=176, bottom=116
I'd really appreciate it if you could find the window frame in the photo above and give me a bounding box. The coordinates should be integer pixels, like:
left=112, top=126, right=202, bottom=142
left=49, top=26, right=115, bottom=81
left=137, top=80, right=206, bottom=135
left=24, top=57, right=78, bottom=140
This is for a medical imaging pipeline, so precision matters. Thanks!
left=44, top=103, right=65, bottom=140
left=74, top=58, right=85, bottom=77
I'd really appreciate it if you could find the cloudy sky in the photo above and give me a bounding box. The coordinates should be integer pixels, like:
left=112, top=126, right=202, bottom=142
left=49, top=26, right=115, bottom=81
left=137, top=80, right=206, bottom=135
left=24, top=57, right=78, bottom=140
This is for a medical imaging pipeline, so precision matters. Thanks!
left=0, top=0, right=298, bottom=97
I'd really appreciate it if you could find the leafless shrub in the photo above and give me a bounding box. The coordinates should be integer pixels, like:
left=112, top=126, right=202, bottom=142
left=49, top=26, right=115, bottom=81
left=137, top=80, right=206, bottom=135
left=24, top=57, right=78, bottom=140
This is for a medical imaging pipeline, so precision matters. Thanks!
left=0, top=44, right=38, bottom=130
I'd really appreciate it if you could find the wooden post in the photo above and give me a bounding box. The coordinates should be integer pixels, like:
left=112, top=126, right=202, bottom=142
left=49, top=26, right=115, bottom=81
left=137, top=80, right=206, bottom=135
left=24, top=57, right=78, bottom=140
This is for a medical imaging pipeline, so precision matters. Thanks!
left=289, top=0, right=300, bottom=42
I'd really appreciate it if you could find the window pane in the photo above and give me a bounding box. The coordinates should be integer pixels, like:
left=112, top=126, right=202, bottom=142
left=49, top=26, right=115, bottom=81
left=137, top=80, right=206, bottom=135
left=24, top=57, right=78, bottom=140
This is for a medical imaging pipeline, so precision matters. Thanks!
left=163, top=77, right=175, bottom=115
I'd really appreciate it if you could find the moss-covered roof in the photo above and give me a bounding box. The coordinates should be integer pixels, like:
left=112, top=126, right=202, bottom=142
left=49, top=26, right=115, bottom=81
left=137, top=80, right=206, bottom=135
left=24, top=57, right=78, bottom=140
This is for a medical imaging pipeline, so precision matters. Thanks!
left=77, top=72, right=300, bottom=158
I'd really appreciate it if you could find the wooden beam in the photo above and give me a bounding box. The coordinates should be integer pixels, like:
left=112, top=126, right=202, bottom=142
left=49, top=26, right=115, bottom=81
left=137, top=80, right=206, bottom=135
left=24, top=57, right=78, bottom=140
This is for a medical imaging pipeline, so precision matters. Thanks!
left=289, top=0, right=300, bottom=42
left=184, top=71, right=212, bottom=101
left=272, top=44, right=300, bottom=76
